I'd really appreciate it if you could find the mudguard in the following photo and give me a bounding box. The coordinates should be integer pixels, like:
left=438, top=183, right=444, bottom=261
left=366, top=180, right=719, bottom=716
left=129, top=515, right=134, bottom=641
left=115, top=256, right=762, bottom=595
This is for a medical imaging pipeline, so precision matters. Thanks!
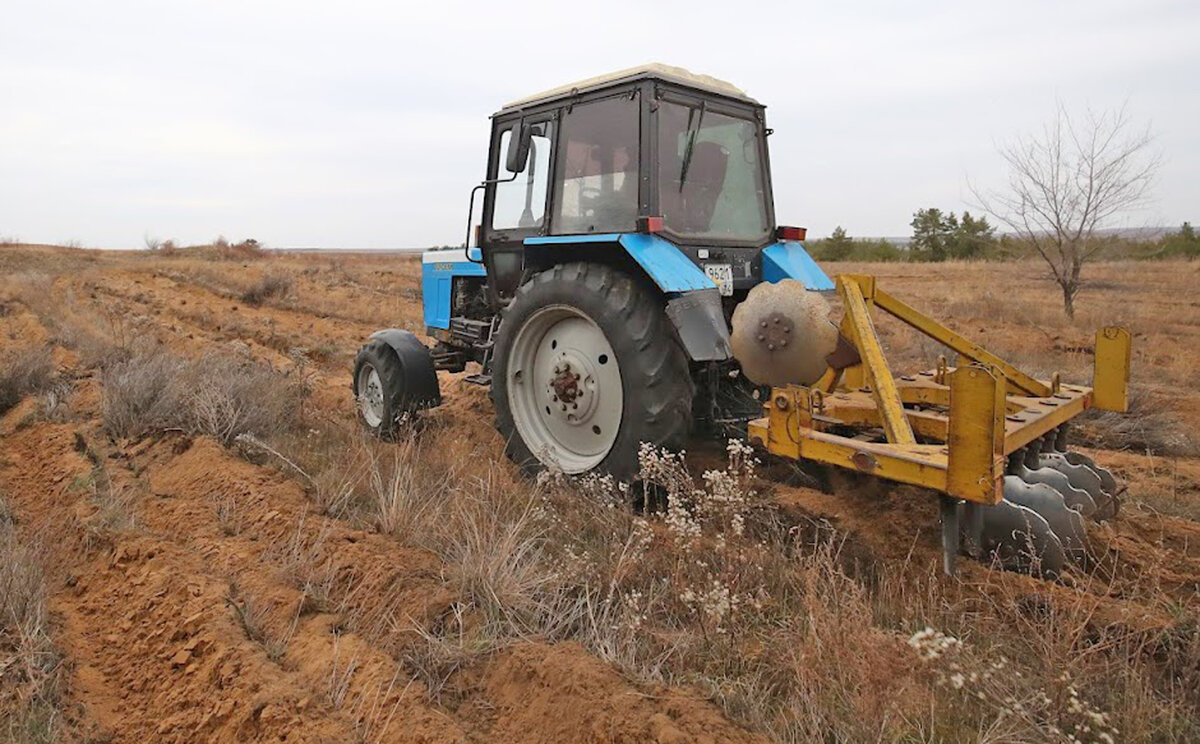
left=367, top=328, right=442, bottom=409
left=665, top=289, right=733, bottom=361
left=524, top=233, right=716, bottom=293
left=524, top=233, right=731, bottom=361
left=761, top=241, right=835, bottom=290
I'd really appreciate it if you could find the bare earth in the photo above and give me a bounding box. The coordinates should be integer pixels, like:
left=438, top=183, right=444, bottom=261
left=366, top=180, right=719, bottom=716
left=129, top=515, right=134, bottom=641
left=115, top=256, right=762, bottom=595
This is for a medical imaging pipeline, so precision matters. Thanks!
left=1, top=245, right=1198, bottom=742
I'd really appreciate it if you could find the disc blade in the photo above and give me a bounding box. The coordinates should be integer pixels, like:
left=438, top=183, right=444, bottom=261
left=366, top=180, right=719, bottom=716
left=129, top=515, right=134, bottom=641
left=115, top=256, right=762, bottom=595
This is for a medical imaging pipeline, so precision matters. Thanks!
left=731, top=279, right=838, bottom=387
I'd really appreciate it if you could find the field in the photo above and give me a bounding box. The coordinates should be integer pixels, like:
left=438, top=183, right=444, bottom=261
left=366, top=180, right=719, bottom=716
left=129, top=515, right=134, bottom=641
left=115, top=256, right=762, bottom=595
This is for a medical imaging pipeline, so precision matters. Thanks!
left=2, top=244, right=1199, bottom=743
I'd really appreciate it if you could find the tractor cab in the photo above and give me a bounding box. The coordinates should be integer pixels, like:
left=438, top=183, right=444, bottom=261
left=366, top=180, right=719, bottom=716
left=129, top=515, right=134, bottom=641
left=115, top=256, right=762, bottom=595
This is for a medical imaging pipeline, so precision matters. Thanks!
left=419, top=65, right=831, bottom=374
left=481, top=64, right=790, bottom=302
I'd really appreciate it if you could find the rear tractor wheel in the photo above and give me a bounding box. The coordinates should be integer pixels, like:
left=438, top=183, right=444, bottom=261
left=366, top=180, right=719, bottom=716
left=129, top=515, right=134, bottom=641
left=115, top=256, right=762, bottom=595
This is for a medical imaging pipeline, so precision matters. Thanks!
left=491, top=262, right=693, bottom=480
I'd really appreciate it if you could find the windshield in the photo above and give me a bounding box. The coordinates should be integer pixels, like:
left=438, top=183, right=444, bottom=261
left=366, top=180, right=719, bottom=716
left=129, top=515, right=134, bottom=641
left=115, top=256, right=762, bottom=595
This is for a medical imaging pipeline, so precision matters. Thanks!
left=657, top=101, right=770, bottom=243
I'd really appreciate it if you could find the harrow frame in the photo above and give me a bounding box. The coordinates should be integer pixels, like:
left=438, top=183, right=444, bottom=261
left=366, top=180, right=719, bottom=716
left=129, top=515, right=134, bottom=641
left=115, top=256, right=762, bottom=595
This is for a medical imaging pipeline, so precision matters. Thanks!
left=746, top=274, right=1132, bottom=574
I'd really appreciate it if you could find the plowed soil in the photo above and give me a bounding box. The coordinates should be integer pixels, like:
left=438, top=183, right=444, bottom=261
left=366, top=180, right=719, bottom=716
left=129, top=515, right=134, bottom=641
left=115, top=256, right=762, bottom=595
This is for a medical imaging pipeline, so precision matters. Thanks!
left=2, top=246, right=1198, bottom=742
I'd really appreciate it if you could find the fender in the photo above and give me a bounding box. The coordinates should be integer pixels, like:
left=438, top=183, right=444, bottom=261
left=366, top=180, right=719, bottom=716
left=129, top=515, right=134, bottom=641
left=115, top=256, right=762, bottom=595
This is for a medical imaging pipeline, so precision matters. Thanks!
left=761, top=241, right=835, bottom=290
left=366, top=328, right=442, bottom=409
left=525, top=234, right=730, bottom=361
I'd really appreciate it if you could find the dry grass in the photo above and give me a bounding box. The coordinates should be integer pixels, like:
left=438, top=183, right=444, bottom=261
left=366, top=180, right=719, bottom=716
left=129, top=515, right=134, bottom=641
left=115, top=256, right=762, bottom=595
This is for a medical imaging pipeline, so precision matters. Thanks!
left=0, top=347, right=55, bottom=416
left=224, top=582, right=293, bottom=663
left=102, top=349, right=308, bottom=444
left=283, top=429, right=1200, bottom=742
left=0, top=499, right=64, bottom=744
left=1076, top=387, right=1197, bottom=457
left=240, top=272, right=293, bottom=306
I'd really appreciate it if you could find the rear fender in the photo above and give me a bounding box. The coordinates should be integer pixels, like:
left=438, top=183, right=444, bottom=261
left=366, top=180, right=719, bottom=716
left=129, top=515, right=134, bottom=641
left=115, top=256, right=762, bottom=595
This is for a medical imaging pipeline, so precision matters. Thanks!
left=761, top=241, right=835, bottom=290
left=523, top=234, right=731, bottom=361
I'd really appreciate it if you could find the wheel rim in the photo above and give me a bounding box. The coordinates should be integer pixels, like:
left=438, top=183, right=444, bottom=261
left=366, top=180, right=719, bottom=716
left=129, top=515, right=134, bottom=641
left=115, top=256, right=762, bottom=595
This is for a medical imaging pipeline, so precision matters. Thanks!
left=506, top=304, right=623, bottom=474
left=357, top=364, right=385, bottom=427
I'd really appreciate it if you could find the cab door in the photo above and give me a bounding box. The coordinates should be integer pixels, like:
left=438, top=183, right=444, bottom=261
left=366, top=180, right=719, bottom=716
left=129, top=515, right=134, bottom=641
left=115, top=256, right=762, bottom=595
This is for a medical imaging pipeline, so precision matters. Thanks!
left=481, top=114, right=556, bottom=305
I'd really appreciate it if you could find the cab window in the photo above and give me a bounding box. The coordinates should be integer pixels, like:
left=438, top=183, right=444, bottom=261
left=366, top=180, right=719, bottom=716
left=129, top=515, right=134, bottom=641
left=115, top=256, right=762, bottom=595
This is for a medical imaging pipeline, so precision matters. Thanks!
left=551, top=95, right=640, bottom=234
left=657, top=101, right=769, bottom=242
left=493, top=121, right=553, bottom=231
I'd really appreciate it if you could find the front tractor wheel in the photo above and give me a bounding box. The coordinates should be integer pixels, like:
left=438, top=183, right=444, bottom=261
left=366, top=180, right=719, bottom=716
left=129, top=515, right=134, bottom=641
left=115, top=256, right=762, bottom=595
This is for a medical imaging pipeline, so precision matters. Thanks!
left=353, top=331, right=440, bottom=439
left=491, top=263, right=693, bottom=479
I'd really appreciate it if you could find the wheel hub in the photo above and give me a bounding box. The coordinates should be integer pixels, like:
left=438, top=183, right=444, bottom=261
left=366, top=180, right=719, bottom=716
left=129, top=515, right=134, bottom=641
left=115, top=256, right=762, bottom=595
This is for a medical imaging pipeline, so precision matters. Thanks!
left=550, top=362, right=581, bottom=404
left=545, top=356, right=601, bottom=425
left=357, top=364, right=385, bottom=427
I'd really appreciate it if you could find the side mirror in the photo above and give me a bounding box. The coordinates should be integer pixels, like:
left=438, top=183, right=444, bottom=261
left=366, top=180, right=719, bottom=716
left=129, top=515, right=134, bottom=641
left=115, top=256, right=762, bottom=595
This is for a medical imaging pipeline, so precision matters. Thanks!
left=505, top=121, right=533, bottom=173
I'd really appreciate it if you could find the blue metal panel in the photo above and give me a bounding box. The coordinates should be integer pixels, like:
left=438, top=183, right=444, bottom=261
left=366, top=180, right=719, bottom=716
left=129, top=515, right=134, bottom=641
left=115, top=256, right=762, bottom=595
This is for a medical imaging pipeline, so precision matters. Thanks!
left=421, top=248, right=487, bottom=330
left=761, top=241, right=835, bottom=290
left=524, top=234, right=625, bottom=246
left=523, top=233, right=715, bottom=293
left=617, top=234, right=716, bottom=292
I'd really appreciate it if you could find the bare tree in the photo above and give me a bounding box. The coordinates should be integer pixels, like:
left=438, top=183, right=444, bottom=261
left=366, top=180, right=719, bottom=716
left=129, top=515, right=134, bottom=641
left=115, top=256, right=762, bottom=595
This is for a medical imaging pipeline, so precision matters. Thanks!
left=976, top=105, right=1159, bottom=317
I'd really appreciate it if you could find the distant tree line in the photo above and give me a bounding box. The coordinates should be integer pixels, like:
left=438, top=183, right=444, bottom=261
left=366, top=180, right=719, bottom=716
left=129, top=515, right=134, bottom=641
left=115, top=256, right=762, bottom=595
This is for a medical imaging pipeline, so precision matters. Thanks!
left=807, top=212, right=1197, bottom=264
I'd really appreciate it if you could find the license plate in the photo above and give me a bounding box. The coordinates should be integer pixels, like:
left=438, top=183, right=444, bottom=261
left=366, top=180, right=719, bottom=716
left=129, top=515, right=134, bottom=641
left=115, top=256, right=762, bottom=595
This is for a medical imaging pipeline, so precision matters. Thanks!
left=704, top=263, right=734, bottom=296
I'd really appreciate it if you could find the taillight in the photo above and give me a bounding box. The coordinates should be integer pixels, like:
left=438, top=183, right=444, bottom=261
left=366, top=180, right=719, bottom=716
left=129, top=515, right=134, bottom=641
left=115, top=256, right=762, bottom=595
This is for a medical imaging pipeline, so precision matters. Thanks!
left=777, top=225, right=807, bottom=241
left=637, top=215, right=665, bottom=234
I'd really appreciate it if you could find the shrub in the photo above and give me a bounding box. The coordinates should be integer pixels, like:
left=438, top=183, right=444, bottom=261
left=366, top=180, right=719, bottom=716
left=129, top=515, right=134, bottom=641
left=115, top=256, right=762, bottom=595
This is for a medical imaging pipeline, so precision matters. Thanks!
left=1076, top=386, right=1197, bottom=458
left=0, top=347, right=55, bottom=416
left=211, top=238, right=266, bottom=261
left=102, top=350, right=307, bottom=444
left=808, top=233, right=905, bottom=262
left=240, top=272, right=293, bottom=306
left=100, top=351, right=186, bottom=438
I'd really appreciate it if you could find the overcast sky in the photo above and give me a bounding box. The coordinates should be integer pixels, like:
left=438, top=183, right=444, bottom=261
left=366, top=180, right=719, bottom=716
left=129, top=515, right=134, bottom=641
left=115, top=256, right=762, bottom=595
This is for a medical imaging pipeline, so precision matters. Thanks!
left=2, top=0, right=1197, bottom=250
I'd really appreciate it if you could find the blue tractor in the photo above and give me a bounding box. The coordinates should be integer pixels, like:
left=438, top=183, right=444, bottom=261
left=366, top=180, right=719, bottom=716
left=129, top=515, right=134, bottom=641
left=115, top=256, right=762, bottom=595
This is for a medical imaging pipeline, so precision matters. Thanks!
left=353, top=64, right=1131, bottom=576
left=354, top=64, right=833, bottom=479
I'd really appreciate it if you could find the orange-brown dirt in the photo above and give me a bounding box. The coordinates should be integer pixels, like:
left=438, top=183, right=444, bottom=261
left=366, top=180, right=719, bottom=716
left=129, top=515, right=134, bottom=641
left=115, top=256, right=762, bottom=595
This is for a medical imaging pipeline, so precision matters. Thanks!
left=2, top=246, right=1198, bottom=741
left=0, top=246, right=770, bottom=743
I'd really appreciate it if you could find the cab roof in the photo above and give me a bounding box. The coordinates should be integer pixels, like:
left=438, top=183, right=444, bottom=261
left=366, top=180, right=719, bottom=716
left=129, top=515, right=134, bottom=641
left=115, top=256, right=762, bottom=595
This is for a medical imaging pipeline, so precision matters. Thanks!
left=497, top=63, right=759, bottom=114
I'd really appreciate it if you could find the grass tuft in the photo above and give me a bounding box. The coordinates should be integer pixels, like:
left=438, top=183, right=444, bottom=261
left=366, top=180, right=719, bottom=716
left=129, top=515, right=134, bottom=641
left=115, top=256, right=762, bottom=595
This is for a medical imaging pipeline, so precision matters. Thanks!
left=0, top=498, right=65, bottom=743
left=0, top=347, right=55, bottom=416
left=240, top=272, right=292, bottom=306
left=102, top=349, right=307, bottom=444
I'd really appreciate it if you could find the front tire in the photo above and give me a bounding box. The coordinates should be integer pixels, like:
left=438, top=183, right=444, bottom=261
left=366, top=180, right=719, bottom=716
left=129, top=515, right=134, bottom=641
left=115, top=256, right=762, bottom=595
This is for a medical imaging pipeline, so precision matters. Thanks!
left=353, top=332, right=440, bottom=439
left=491, top=262, right=693, bottom=479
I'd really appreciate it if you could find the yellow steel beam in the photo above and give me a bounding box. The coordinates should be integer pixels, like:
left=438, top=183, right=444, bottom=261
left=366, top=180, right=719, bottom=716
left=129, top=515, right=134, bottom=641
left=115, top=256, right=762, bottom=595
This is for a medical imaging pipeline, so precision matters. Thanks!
left=813, top=365, right=842, bottom=394
left=895, top=376, right=1027, bottom=415
left=837, top=277, right=916, bottom=445
left=1092, top=326, right=1131, bottom=413
left=811, top=381, right=1094, bottom=456
left=946, top=365, right=1005, bottom=505
left=748, top=412, right=955, bottom=495
left=1001, top=388, right=1092, bottom=453
left=816, top=392, right=951, bottom=440
left=861, top=284, right=1052, bottom=398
